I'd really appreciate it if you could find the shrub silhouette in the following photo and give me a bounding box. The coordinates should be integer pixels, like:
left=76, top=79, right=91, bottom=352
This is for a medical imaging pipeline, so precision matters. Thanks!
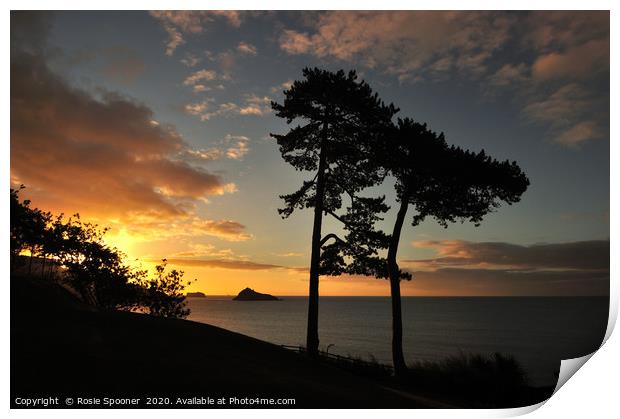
left=407, top=352, right=530, bottom=407
left=10, top=186, right=193, bottom=318
left=134, top=259, right=192, bottom=318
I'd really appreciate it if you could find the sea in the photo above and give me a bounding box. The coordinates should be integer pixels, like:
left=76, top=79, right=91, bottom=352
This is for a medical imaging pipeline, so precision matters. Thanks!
left=187, top=296, right=609, bottom=387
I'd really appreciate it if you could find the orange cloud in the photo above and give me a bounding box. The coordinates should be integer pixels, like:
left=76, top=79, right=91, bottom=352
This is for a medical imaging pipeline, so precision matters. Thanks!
left=171, top=243, right=234, bottom=258
left=237, top=41, right=257, bottom=55
left=163, top=258, right=284, bottom=271
left=279, top=11, right=514, bottom=80
left=278, top=11, right=608, bottom=150
left=183, top=69, right=218, bottom=85
left=532, top=39, right=609, bottom=81
left=11, top=21, right=244, bottom=249
left=196, top=220, right=252, bottom=241
left=523, top=11, right=608, bottom=51
left=521, top=83, right=605, bottom=147
left=102, top=215, right=251, bottom=244
left=554, top=121, right=603, bottom=147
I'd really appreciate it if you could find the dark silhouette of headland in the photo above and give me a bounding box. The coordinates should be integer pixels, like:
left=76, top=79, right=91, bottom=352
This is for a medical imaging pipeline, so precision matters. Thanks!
left=233, top=287, right=280, bottom=301
left=186, top=291, right=206, bottom=298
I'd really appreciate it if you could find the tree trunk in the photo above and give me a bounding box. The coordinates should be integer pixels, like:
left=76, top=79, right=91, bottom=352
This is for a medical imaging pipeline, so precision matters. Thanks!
left=41, top=254, right=47, bottom=279
left=28, top=246, right=34, bottom=275
left=387, top=195, right=410, bottom=376
left=306, top=122, right=329, bottom=358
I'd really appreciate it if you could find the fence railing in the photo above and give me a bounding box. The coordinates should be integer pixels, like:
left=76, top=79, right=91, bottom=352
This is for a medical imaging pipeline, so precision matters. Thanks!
left=279, top=344, right=394, bottom=373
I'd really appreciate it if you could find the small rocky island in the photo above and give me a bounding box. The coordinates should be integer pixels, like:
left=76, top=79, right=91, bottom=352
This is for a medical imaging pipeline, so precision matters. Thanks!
left=186, top=292, right=207, bottom=298
left=233, top=288, right=280, bottom=301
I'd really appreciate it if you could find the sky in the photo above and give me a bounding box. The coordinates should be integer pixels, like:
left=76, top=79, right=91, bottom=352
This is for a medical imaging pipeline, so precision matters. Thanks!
left=10, top=11, right=610, bottom=296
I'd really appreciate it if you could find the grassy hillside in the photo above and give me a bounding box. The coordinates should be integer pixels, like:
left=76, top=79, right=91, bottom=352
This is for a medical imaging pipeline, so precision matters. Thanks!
left=11, top=276, right=426, bottom=408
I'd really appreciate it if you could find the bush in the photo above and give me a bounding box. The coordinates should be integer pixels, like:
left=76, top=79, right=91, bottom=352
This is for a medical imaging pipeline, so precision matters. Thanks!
left=406, top=352, right=529, bottom=407
left=10, top=186, right=194, bottom=319
left=135, top=260, right=192, bottom=319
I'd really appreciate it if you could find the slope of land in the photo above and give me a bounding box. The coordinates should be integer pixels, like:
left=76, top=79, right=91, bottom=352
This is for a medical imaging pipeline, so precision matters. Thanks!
left=10, top=276, right=424, bottom=408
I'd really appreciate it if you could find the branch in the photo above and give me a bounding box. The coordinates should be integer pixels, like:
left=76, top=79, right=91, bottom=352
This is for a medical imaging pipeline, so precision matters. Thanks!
left=332, top=177, right=355, bottom=205
left=320, top=233, right=345, bottom=247
left=325, top=210, right=349, bottom=226
left=326, top=209, right=368, bottom=230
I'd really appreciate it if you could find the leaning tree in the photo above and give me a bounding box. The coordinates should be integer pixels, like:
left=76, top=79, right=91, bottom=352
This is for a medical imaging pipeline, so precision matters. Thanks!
left=271, top=68, right=398, bottom=357
left=380, top=118, right=530, bottom=376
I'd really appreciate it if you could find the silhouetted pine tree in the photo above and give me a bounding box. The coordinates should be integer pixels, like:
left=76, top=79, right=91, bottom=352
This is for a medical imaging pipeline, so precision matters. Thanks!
left=380, top=118, right=530, bottom=376
left=271, top=68, right=398, bottom=357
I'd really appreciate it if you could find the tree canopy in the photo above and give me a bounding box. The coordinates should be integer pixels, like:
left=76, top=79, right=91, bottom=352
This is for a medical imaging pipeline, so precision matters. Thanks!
left=10, top=186, right=193, bottom=319
left=390, top=118, right=530, bottom=228
left=272, top=68, right=397, bottom=223
left=373, top=117, right=530, bottom=376
left=271, top=67, right=398, bottom=355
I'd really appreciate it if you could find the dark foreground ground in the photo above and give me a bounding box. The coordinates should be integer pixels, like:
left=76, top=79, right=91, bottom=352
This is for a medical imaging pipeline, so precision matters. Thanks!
left=11, top=276, right=555, bottom=409
left=11, top=276, right=435, bottom=408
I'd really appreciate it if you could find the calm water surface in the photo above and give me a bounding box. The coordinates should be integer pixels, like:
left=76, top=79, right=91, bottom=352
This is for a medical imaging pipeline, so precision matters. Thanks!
left=187, top=296, right=608, bottom=386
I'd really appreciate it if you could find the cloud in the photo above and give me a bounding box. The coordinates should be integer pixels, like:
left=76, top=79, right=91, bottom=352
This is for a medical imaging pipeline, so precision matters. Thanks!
left=522, top=11, right=609, bottom=52
left=277, top=12, right=608, bottom=149
left=11, top=54, right=229, bottom=218
left=406, top=240, right=609, bottom=271
left=532, top=39, right=609, bottom=81
left=402, top=267, right=609, bottom=296
left=163, top=258, right=284, bottom=271
left=270, top=80, right=294, bottom=94
left=279, top=29, right=313, bottom=54
left=11, top=13, right=242, bottom=246
left=161, top=23, right=184, bottom=56
left=179, top=134, right=250, bottom=162
left=183, top=69, right=218, bottom=85
left=180, top=52, right=201, bottom=67
left=150, top=11, right=243, bottom=55
left=107, top=213, right=250, bottom=243
left=488, top=63, right=529, bottom=87
left=183, top=148, right=224, bottom=162
left=239, top=94, right=272, bottom=116
left=195, top=220, right=252, bottom=241
left=554, top=121, right=603, bottom=147
left=523, top=83, right=590, bottom=124
left=237, top=41, right=257, bottom=55
left=198, top=102, right=238, bottom=120
left=278, top=11, right=606, bottom=85
left=185, top=95, right=272, bottom=121
left=224, top=135, right=250, bottom=160
left=279, top=11, right=514, bottom=80
left=522, top=83, right=605, bottom=146
left=276, top=252, right=304, bottom=257
left=171, top=243, right=234, bottom=258
left=182, top=68, right=229, bottom=93
left=10, top=10, right=52, bottom=54
left=192, top=84, right=209, bottom=93
left=398, top=239, right=609, bottom=296
left=184, top=100, right=214, bottom=115
left=485, top=12, right=608, bottom=148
